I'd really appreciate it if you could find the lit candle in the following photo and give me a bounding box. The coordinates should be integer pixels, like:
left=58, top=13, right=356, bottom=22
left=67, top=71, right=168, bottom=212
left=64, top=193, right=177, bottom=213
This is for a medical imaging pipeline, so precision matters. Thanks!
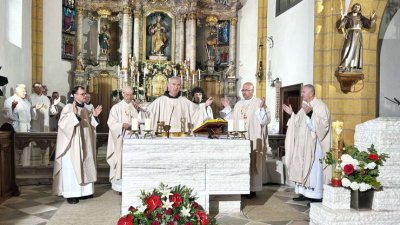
left=186, top=69, right=189, bottom=80
left=174, top=68, right=177, bottom=77
left=131, top=118, right=138, bottom=130
left=137, top=71, right=140, bottom=85
left=238, top=119, right=245, bottom=131
left=227, top=119, right=234, bottom=132
left=145, top=119, right=151, bottom=130
left=180, top=72, right=183, bottom=81
left=198, top=69, right=201, bottom=80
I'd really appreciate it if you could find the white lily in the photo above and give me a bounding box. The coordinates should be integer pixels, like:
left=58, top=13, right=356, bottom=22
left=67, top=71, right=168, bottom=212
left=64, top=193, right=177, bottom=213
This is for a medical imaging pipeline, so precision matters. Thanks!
left=181, top=206, right=191, bottom=217
left=162, top=199, right=174, bottom=209
left=160, top=186, right=172, bottom=199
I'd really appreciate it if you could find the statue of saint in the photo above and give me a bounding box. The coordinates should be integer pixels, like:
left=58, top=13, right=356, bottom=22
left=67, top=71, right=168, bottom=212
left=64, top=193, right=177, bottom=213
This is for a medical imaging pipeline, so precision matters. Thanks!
left=148, top=15, right=168, bottom=55
left=336, top=3, right=376, bottom=73
left=206, top=27, right=218, bottom=60
left=98, top=24, right=111, bottom=55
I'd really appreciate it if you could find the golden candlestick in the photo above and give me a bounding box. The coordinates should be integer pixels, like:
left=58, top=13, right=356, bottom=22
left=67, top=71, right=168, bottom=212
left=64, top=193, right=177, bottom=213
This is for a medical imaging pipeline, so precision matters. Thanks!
left=331, top=120, right=344, bottom=187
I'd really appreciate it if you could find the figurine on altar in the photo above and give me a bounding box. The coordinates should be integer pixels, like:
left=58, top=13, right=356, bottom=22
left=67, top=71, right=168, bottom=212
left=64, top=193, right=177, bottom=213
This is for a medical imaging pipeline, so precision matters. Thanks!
left=148, top=15, right=168, bottom=55
left=223, top=61, right=236, bottom=79
left=98, top=24, right=110, bottom=55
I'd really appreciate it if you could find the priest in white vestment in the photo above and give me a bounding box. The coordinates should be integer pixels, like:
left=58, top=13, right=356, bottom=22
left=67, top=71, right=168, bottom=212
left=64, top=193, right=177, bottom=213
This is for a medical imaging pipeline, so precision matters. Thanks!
left=3, top=84, right=41, bottom=166
left=53, top=86, right=103, bottom=204
left=283, top=84, right=331, bottom=202
left=107, top=87, right=140, bottom=192
left=220, top=82, right=271, bottom=198
left=191, top=86, right=214, bottom=119
left=141, top=76, right=213, bottom=133
left=3, top=84, right=39, bottom=132
left=84, top=93, right=94, bottom=112
left=30, top=82, right=50, bottom=132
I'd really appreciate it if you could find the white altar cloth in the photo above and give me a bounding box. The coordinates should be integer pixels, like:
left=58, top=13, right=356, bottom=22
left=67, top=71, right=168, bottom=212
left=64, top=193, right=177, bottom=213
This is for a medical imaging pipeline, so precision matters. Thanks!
left=121, top=138, right=251, bottom=215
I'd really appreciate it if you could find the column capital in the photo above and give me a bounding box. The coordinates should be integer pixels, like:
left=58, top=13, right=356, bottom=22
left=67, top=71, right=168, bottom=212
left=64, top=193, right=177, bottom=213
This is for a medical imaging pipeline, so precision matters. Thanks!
left=76, top=7, right=85, bottom=14
left=178, top=14, right=186, bottom=22
left=133, top=10, right=142, bottom=18
left=188, top=12, right=197, bottom=20
left=230, top=17, right=238, bottom=26
left=123, top=6, right=132, bottom=14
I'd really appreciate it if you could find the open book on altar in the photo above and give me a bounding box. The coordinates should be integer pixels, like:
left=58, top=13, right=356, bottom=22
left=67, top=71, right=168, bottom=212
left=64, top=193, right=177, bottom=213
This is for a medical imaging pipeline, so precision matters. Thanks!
left=192, top=118, right=227, bottom=134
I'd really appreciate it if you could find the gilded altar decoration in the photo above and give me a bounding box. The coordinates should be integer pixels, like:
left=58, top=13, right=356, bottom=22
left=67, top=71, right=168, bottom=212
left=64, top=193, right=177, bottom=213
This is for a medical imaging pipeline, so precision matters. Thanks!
left=151, top=71, right=168, bottom=97
left=144, top=12, right=175, bottom=61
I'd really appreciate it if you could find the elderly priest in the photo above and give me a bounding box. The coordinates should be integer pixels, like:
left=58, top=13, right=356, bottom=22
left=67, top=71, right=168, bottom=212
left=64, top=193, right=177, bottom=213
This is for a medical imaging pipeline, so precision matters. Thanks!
left=107, top=86, right=140, bottom=193
left=220, top=82, right=271, bottom=198
left=141, top=76, right=213, bottom=132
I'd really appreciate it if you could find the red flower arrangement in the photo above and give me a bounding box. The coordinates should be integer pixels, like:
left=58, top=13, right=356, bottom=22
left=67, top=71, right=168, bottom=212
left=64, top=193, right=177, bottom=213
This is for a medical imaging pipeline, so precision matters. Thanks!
left=117, top=183, right=210, bottom=225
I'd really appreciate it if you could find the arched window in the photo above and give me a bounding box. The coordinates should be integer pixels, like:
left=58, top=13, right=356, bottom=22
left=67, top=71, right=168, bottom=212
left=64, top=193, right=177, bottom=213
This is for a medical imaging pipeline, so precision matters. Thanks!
left=6, top=0, right=22, bottom=48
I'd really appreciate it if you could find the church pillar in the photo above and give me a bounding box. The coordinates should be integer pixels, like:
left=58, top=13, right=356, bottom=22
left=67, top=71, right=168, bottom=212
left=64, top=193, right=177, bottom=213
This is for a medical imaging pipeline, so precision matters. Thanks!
left=187, top=13, right=196, bottom=71
left=121, top=7, right=131, bottom=88
left=133, top=10, right=141, bottom=62
left=121, top=7, right=131, bottom=70
left=74, top=7, right=85, bottom=86
left=177, top=14, right=186, bottom=63
left=229, top=17, right=237, bottom=67
left=75, top=7, right=84, bottom=63
left=128, top=11, right=133, bottom=56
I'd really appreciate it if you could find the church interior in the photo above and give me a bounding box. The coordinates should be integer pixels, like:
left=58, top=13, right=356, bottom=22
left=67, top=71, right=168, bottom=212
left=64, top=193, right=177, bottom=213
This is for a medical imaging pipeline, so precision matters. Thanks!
left=0, top=0, right=399, bottom=224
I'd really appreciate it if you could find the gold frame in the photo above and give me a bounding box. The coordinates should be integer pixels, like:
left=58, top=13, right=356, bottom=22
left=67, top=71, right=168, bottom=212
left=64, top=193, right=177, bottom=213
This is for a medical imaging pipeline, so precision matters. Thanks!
left=142, top=9, right=175, bottom=62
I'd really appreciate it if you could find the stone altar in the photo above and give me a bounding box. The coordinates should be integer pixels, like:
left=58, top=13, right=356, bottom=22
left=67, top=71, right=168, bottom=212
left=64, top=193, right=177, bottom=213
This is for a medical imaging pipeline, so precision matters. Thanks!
left=121, top=138, right=250, bottom=215
left=310, top=117, right=400, bottom=225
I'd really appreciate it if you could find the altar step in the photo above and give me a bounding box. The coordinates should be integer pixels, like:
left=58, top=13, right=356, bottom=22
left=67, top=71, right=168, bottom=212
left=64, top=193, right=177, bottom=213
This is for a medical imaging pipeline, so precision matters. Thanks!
left=16, top=163, right=111, bottom=186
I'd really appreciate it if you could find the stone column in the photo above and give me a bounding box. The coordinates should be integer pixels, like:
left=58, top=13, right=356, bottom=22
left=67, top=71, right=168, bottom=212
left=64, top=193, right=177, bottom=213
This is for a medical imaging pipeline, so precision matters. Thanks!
left=177, top=14, right=186, bottom=63
left=185, top=14, right=191, bottom=64
left=128, top=12, right=133, bottom=56
left=74, top=7, right=85, bottom=86
left=187, top=12, right=196, bottom=71
left=121, top=7, right=131, bottom=70
left=133, top=10, right=141, bottom=62
left=229, top=17, right=237, bottom=65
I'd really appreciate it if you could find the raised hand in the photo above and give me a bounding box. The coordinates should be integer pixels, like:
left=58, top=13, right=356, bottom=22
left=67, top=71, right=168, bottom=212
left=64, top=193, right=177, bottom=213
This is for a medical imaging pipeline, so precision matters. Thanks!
left=282, top=104, right=293, bottom=116
left=131, top=100, right=141, bottom=111
left=205, top=97, right=213, bottom=107
left=12, top=100, right=18, bottom=110
left=259, top=97, right=266, bottom=108
left=302, top=102, right=313, bottom=114
left=93, top=105, right=103, bottom=117
left=34, top=103, right=43, bottom=110
left=53, top=97, right=61, bottom=106
left=72, top=101, right=78, bottom=114
left=221, top=98, right=230, bottom=108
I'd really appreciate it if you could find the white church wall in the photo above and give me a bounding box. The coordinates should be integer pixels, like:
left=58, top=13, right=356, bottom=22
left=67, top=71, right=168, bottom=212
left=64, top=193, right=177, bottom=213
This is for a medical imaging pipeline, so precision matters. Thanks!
left=0, top=0, right=32, bottom=96
left=265, top=0, right=314, bottom=133
left=379, top=10, right=400, bottom=117
left=237, top=0, right=258, bottom=97
left=43, top=0, right=73, bottom=98
left=0, top=0, right=32, bottom=125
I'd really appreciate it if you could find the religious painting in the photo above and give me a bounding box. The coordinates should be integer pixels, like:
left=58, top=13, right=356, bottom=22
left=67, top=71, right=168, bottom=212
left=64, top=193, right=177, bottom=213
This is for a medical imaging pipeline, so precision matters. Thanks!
left=62, top=6, right=76, bottom=34
left=217, top=21, right=230, bottom=45
left=62, top=33, right=75, bottom=60
left=143, top=11, right=175, bottom=61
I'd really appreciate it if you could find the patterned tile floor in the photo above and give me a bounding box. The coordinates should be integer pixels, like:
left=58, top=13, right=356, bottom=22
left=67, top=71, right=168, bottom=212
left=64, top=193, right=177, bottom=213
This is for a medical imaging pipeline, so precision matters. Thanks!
left=0, top=184, right=310, bottom=225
